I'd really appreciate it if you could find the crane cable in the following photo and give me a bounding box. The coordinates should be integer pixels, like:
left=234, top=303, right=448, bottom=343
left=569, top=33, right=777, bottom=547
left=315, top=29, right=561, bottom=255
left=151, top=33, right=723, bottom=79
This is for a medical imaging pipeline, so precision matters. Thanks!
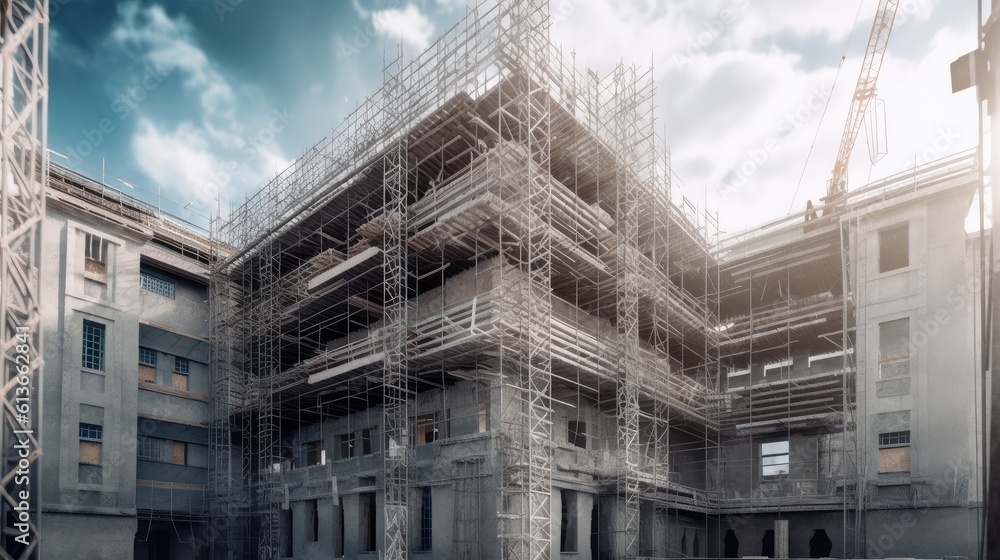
left=787, top=0, right=869, bottom=214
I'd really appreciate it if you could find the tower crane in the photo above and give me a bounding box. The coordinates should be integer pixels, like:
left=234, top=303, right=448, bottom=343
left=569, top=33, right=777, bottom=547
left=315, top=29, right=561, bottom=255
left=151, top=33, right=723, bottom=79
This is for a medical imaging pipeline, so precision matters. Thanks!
left=823, top=0, right=900, bottom=211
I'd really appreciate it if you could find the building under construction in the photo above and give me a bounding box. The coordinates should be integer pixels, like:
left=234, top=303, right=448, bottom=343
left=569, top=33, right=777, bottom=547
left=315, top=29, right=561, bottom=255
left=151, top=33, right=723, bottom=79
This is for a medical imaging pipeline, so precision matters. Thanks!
left=202, top=1, right=986, bottom=559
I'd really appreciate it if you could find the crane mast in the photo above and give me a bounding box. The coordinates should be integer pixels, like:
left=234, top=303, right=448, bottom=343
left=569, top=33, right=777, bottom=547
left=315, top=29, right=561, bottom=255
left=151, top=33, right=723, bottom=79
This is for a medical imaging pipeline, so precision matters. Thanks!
left=825, top=0, right=900, bottom=206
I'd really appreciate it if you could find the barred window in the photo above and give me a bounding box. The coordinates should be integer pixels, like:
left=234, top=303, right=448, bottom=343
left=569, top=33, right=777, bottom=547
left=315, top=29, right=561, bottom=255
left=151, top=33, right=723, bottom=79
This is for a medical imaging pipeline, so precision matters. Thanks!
left=137, top=436, right=162, bottom=461
left=141, top=273, right=175, bottom=299
left=879, top=431, right=910, bottom=447
left=84, top=233, right=107, bottom=263
left=174, top=357, right=190, bottom=373
left=138, top=347, right=157, bottom=367
left=79, top=423, right=103, bottom=441
left=82, top=320, right=105, bottom=371
left=83, top=233, right=109, bottom=283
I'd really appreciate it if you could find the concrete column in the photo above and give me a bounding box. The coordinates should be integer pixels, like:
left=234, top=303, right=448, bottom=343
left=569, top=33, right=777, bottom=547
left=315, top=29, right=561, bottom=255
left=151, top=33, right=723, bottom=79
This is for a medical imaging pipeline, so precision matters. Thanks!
left=774, top=520, right=789, bottom=559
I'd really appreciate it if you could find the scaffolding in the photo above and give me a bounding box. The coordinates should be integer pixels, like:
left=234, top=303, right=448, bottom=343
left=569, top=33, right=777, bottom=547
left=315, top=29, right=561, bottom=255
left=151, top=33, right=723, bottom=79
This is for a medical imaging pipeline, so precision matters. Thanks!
left=0, top=1, right=46, bottom=559
left=204, top=1, right=986, bottom=559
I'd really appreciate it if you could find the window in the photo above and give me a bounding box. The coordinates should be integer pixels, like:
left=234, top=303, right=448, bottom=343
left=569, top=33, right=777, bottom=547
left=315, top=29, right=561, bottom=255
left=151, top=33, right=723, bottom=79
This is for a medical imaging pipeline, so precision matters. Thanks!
left=878, top=430, right=911, bottom=473
left=879, top=431, right=910, bottom=446
left=79, top=423, right=103, bottom=465
left=84, top=233, right=108, bottom=282
left=568, top=420, right=586, bottom=449
left=420, top=486, right=433, bottom=551
left=337, top=433, right=354, bottom=460
left=80, top=422, right=103, bottom=440
left=137, top=436, right=162, bottom=461
left=304, top=440, right=325, bottom=466
left=172, top=441, right=187, bottom=465
left=560, top=489, right=577, bottom=552
left=879, top=319, right=910, bottom=380
left=761, top=440, right=789, bottom=477
left=174, top=357, right=190, bottom=373
left=82, top=320, right=105, bottom=371
left=359, top=492, right=377, bottom=552
left=879, top=223, right=909, bottom=273
left=141, top=273, right=175, bottom=299
left=360, top=428, right=372, bottom=456
left=415, top=413, right=440, bottom=444
left=138, top=347, right=156, bottom=384
left=138, top=347, right=157, bottom=366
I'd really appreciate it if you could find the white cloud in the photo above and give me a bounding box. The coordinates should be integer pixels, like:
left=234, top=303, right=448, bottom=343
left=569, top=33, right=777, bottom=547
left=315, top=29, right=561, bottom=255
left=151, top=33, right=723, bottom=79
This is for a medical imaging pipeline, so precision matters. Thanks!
left=106, top=2, right=293, bottom=214
left=130, top=119, right=221, bottom=201
left=112, top=3, right=236, bottom=124
left=372, top=5, right=436, bottom=51
left=548, top=0, right=977, bottom=232
left=435, top=0, right=468, bottom=12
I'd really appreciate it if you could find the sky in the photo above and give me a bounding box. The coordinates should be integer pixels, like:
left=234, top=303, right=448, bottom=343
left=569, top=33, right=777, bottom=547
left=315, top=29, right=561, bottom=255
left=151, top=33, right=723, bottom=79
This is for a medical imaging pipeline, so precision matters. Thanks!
left=49, top=0, right=982, bottom=233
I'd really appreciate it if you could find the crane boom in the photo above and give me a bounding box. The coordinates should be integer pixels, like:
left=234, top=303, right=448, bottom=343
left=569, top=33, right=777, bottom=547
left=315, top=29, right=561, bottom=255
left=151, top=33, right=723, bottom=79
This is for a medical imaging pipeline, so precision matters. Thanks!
left=826, top=0, right=900, bottom=202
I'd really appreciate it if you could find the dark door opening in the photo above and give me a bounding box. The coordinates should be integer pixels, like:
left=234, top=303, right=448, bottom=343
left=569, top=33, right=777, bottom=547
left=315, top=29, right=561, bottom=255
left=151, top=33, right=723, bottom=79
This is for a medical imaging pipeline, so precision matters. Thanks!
left=724, top=529, right=739, bottom=558
left=762, top=529, right=775, bottom=558
left=809, top=529, right=833, bottom=558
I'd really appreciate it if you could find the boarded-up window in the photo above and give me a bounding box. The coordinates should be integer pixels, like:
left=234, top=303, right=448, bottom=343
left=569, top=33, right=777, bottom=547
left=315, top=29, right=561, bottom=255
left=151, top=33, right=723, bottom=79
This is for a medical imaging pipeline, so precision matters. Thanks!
left=139, top=349, right=157, bottom=384
left=878, top=430, right=911, bottom=473
left=84, top=233, right=108, bottom=283
left=879, top=319, right=910, bottom=379
left=172, top=441, right=187, bottom=465
left=79, top=440, right=102, bottom=465
left=172, top=373, right=189, bottom=391
left=878, top=446, right=911, bottom=473
left=879, top=223, right=909, bottom=273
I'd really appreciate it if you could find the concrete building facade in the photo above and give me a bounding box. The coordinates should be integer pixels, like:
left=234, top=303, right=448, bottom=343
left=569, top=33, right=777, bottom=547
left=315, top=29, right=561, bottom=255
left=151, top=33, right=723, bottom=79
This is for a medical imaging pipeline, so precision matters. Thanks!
left=40, top=164, right=215, bottom=560
left=31, top=1, right=986, bottom=559
left=201, top=2, right=986, bottom=559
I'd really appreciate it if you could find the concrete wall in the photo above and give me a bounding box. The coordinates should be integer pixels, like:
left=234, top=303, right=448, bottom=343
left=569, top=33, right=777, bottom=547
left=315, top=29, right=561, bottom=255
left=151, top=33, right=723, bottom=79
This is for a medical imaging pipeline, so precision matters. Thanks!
left=41, top=207, right=144, bottom=554
left=41, top=197, right=212, bottom=559
left=45, top=512, right=137, bottom=560
left=852, top=184, right=982, bottom=558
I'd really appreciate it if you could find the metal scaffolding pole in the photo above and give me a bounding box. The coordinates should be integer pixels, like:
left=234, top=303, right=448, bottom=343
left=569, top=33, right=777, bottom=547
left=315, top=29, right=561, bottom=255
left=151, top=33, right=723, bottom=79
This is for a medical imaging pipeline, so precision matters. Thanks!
left=0, top=1, right=46, bottom=558
left=382, top=47, right=412, bottom=560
